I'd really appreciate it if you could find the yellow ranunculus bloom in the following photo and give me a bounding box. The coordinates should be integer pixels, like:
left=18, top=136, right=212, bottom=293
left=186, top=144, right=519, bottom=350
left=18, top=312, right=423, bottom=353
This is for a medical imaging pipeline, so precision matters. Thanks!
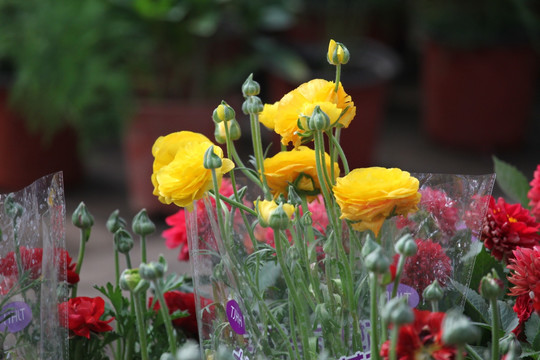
left=151, top=131, right=234, bottom=209
left=333, top=167, right=421, bottom=236
left=263, top=146, right=340, bottom=199
left=259, top=79, right=356, bottom=148
left=255, top=199, right=295, bottom=228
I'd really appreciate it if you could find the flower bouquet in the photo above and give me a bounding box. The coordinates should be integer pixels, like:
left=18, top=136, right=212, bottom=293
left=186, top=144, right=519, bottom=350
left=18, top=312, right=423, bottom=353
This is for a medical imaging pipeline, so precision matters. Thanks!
left=150, top=39, right=540, bottom=360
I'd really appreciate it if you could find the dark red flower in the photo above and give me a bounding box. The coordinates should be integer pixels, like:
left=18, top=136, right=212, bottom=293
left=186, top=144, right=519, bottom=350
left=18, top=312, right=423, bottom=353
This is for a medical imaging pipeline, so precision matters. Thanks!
left=512, top=293, right=534, bottom=340
left=58, top=296, right=114, bottom=339
left=419, top=187, right=459, bottom=236
left=0, top=247, right=79, bottom=284
left=482, top=196, right=540, bottom=263
left=507, top=246, right=540, bottom=313
left=162, top=179, right=235, bottom=261
left=380, top=309, right=457, bottom=360
left=149, top=290, right=213, bottom=339
left=529, top=165, right=540, bottom=222
left=396, top=239, right=453, bottom=297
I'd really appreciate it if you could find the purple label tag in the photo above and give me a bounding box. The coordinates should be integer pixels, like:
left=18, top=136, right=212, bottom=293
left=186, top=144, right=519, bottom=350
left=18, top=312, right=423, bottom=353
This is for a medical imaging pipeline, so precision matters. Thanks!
left=0, top=302, right=32, bottom=333
left=226, top=299, right=246, bottom=335
left=386, top=283, right=420, bottom=308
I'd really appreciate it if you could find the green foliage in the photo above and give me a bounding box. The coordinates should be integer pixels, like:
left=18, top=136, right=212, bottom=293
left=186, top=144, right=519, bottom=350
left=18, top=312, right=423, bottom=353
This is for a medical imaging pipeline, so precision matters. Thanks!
left=526, top=312, right=540, bottom=350
left=493, top=156, right=531, bottom=207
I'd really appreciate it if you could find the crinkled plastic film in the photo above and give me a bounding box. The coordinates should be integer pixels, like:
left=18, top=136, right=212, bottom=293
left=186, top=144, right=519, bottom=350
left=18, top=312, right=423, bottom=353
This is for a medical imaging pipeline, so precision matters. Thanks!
left=188, top=173, right=496, bottom=360
left=0, top=173, right=67, bottom=359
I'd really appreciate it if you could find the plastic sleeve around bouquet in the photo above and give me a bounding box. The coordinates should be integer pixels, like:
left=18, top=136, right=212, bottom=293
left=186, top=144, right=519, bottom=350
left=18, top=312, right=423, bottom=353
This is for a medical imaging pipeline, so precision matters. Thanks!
left=187, top=173, right=496, bottom=360
left=0, top=173, right=68, bottom=360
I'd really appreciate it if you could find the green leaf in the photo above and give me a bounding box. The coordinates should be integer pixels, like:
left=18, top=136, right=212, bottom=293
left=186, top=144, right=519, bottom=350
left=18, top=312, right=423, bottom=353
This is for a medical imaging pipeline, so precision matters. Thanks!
left=469, top=245, right=506, bottom=296
left=493, top=156, right=530, bottom=206
left=452, top=280, right=489, bottom=324
left=497, top=300, right=519, bottom=334
left=526, top=312, right=540, bottom=350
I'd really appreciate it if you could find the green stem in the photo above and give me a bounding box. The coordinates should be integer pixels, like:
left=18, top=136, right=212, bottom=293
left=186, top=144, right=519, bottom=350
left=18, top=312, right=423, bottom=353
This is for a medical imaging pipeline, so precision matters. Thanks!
left=124, top=253, right=132, bottom=269
left=140, top=234, right=147, bottom=264
left=456, top=345, right=464, bottom=360
left=216, top=193, right=257, bottom=217
left=391, top=255, right=406, bottom=299
left=430, top=300, right=439, bottom=313
left=72, top=228, right=90, bottom=298
left=369, top=273, right=381, bottom=360
left=334, top=64, right=341, bottom=93
left=249, top=112, right=271, bottom=200
left=490, top=298, right=500, bottom=360
left=114, top=250, right=120, bottom=288
left=153, top=280, right=177, bottom=354
left=389, top=325, right=399, bottom=360
left=465, top=344, right=484, bottom=360
left=328, top=131, right=350, bottom=175
left=132, top=292, right=149, bottom=360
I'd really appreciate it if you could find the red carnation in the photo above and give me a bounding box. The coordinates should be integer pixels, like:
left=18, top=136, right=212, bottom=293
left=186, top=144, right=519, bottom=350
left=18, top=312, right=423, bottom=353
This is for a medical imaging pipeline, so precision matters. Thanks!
left=0, top=247, right=79, bottom=285
left=380, top=309, right=457, bottom=360
left=149, top=290, right=213, bottom=339
left=482, top=196, right=540, bottom=263
left=419, top=187, right=459, bottom=236
left=396, top=239, right=453, bottom=297
left=58, top=296, right=114, bottom=339
left=507, top=246, right=540, bottom=313
left=512, top=293, right=534, bottom=340
left=162, top=179, right=235, bottom=261
left=528, top=165, right=540, bottom=222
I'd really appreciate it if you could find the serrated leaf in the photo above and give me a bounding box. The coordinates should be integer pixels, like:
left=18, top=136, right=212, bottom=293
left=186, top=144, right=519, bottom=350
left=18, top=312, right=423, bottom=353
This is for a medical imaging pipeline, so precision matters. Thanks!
left=497, top=300, right=519, bottom=334
left=526, top=312, right=540, bottom=350
left=452, top=280, right=489, bottom=323
left=493, top=156, right=530, bottom=206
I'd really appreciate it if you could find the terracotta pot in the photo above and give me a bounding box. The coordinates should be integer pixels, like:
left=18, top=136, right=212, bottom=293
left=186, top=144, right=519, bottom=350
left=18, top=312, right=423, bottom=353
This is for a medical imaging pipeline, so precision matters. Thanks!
left=421, top=41, right=539, bottom=151
left=0, top=88, right=82, bottom=191
left=266, top=40, right=399, bottom=169
left=123, top=99, right=220, bottom=216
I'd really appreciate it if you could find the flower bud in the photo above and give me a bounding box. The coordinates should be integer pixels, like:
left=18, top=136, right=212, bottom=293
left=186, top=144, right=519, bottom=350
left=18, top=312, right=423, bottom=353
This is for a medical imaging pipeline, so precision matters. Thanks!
left=500, top=333, right=521, bottom=358
left=203, top=146, right=223, bottom=169
left=382, top=297, right=414, bottom=326
left=242, top=96, right=264, bottom=115
left=327, top=39, right=350, bottom=65
left=479, top=269, right=505, bottom=300
left=287, top=185, right=302, bottom=206
left=269, top=203, right=294, bottom=230
left=132, top=209, right=156, bottom=236
left=71, top=202, right=94, bottom=230
left=212, top=101, right=235, bottom=123
left=365, top=247, right=390, bottom=274
left=3, top=193, right=23, bottom=220
left=395, top=234, right=417, bottom=257
left=106, top=209, right=127, bottom=234
left=423, top=279, right=444, bottom=302
left=214, top=119, right=241, bottom=144
left=140, top=256, right=167, bottom=281
left=241, top=74, right=260, bottom=97
left=120, top=268, right=149, bottom=293
left=361, top=234, right=380, bottom=259
left=114, top=228, right=134, bottom=254
left=442, top=310, right=480, bottom=346
left=301, top=212, right=313, bottom=227
left=307, top=105, right=331, bottom=131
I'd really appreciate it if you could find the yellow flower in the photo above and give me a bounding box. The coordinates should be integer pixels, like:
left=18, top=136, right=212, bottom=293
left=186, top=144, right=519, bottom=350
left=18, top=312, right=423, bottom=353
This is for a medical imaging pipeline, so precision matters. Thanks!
left=259, top=79, right=356, bottom=148
left=263, top=146, right=339, bottom=199
left=333, top=167, right=421, bottom=236
left=327, top=39, right=350, bottom=65
left=151, top=131, right=234, bottom=209
left=255, top=199, right=295, bottom=228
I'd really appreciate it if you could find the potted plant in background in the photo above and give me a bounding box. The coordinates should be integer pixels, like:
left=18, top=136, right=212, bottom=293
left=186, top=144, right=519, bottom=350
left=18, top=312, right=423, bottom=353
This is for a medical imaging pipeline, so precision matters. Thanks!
left=412, top=0, right=540, bottom=152
left=0, top=0, right=134, bottom=190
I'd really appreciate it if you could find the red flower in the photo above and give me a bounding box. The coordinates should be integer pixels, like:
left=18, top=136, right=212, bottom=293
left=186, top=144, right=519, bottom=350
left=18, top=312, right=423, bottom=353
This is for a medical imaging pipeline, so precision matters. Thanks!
left=419, top=187, right=459, bottom=236
left=512, top=293, right=534, bottom=340
left=58, top=296, right=114, bottom=339
left=0, top=247, right=79, bottom=284
left=396, top=239, right=453, bottom=297
left=482, top=196, right=540, bottom=263
left=149, top=290, right=213, bottom=339
left=529, top=165, right=540, bottom=222
left=507, top=246, right=540, bottom=313
left=162, top=179, right=235, bottom=261
left=380, top=309, right=457, bottom=360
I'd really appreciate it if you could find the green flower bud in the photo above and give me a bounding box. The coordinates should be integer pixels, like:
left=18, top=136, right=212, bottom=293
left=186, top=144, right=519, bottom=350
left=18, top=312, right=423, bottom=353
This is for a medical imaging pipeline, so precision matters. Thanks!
left=120, top=268, right=142, bottom=291
left=361, top=234, right=380, bottom=259
left=106, top=209, right=127, bottom=234
left=301, top=212, right=313, bottom=227
left=327, top=39, right=350, bottom=66
left=241, top=74, right=260, bottom=97
left=242, top=96, right=264, bottom=115
left=442, top=310, right=480, bottom=346
left=287, top=185, right=302, bottom=206
left=307, top=105, right=331, bottom=131
left=500, top=333, right=521, bottom=358
left=132, top=209, right=156, bottom=236
left=365, top=247, right=390, bottom=274
left=212, top=101, right=236, bottom=123
left=214, top=119, right=241, bottom=144
left=4, top=193, right=23, bottom=220
left=423, top=279, right=444, bottom=302
left=72, top=202, right=94, bottom=230
left=114, top=228, right=134, bottom=254
left=140, top=256, right=167, bottom=281
left=203, top=146, right=223, bottom=169
left=382, top=297, right=414, bottom=326
left=479, top=269, right=505, bottom=300
left=395, top=234, right=417, bottom=257
left=269, top=203, right=292, bottom=230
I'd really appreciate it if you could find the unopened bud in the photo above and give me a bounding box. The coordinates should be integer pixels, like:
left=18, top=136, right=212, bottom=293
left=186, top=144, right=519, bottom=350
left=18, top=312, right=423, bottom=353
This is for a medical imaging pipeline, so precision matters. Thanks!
left=140, top=256, right=167, bottom=281
left=269, top=203, right=294, bottom=230
left=203, top=146, right=223, bottom=169
left=242, top=96, right=264, bottom=115
left=241, top=74, right=261, bottom=97
left=106, top=209, right=127, bottom=234
left=395, top=234, right=417, bottom=257
left=114, top=228, right=134, bottom=254
left=120, top=268, right=149, bottom=293
left=212, top=101, right=235, bottom=123
left=71, top=202, right=94, bottom=230
left=132, top=209, right=156, bottom=236
left=442, top=310, right=480, bottom=346
left=361, top=234, right=380, bottom=259
left=214, top=119, right=241, bottom=144
left=423, top=279, right=444, bottom=302
left=307, top=105, right=331, bottom=131
left=287, top=185, right=302, bottom=206
left=479, top=269, right=505, bottom=300
left=327, top=39, right=350, bottom=65
left=382, top=297, right=414, bottom=326
left=365, top=247, right=390, bottom=274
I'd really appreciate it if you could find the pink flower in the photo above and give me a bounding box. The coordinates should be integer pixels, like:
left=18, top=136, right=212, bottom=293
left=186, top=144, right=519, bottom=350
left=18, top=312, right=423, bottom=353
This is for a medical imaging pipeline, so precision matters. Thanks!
left=507, top=246, right=540, bottom=313
left=162, top=179, right=235, bottom=261
left=482, top=196, right=540, bottom=263
left=528, top=165, right=540, bottom=222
